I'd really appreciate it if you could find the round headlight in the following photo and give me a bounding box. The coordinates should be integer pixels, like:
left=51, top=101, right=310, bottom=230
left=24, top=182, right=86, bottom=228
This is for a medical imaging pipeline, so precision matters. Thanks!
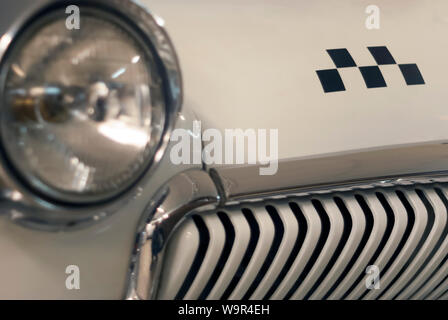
left=0, top=6, right=168, bottom=203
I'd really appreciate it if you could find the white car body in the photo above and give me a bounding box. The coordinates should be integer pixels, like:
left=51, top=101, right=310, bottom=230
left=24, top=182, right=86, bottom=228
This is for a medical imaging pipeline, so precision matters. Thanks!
left=0, top=0, right=447, bottom=299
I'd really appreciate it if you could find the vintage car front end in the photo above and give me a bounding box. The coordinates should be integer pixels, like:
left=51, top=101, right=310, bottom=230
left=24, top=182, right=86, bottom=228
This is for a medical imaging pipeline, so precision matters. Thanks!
left=0, top=0, right=447, bottom=300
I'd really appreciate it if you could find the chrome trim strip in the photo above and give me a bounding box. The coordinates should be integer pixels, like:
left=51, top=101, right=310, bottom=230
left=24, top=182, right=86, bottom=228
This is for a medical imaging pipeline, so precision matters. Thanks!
left=220, top=174, right=448, bottom=206
left=0, top=0, right=183, bottom=228
left=126, top=173, right=448, bottom=300
left=125, top=169, right=220, bottom=300
left=212, top=143, right=448, bottom=203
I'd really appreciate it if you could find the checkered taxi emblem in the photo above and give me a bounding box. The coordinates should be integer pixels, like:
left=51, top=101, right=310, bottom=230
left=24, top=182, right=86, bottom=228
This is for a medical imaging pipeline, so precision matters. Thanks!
left=316, top=46, right=425, bottom=93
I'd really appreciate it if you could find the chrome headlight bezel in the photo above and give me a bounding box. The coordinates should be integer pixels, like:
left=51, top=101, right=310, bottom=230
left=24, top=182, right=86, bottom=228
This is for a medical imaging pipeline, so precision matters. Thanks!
left=0, top=0, right=182, bottom=225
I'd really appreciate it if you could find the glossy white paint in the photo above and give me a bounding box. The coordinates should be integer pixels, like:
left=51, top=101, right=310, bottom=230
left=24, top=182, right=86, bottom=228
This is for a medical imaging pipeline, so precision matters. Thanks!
left=1, top=0, right=448, bottom=299
left=146, top=0, right=448, bottom=160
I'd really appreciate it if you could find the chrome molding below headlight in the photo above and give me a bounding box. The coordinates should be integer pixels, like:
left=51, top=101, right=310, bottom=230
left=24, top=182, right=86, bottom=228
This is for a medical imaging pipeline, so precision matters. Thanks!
left=126, top=169, right=220, bottom=300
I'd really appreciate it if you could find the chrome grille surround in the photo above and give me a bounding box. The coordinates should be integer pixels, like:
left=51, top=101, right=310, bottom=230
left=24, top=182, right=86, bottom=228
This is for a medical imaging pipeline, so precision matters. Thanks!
left=125, top=143, right=448, bottom=300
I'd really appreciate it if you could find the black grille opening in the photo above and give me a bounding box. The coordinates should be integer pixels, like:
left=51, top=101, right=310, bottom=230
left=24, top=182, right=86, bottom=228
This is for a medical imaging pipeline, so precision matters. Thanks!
left=284, top=199, right=331, bottom=299
left=304, top=196, right=353, bottom=299
left=175, top=215, right=210, bottom=300
left=220, top=208, right=260, bottom=300
left=377, top=189, right=435, bottom=299
left=198, top=211, right=235, bottom=299
left=357, top=192, right=396, bottom=299
left=242, top=205, right=284, bottom=299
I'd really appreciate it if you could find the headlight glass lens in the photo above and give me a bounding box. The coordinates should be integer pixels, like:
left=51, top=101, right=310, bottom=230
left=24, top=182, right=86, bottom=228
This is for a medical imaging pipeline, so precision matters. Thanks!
left=0, top=9, right=165, bottom=202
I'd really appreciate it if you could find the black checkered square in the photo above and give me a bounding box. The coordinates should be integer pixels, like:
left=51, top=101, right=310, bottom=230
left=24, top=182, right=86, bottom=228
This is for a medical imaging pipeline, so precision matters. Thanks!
left=367, top=46, right=397, bottom=65
left=398, top=64, right=425, bottom=85
left=359, top=66, right=387, bottom=88
left=316, top=69, right=346, bottom=93
left=326, top=49, right=357, bottom=68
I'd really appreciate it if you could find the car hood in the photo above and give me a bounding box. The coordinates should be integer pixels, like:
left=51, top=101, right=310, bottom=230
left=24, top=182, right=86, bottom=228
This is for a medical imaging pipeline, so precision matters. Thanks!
left=146, top=0, right=448, bottom=160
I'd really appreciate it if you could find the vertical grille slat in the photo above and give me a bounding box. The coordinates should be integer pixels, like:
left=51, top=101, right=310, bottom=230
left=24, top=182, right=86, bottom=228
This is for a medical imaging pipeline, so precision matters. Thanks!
left=268, top=201, right=322, bottom=299
left=242, top=206, right=284, bottom=299
left=157, top=217, right=200, bottom=299
left=439, top=289, right=448, bottom=300
left=198, top=212, right=235, bottom=299
left=312, top=195, right=365, bottom=299
left=381, top=189, right=439, bottom=300
left=359, top=190, right=415, bottom=299
left=285, top=199, right=333, bottom=299
left=425, top=273, right=448, bottom=299
left=262, top=202, right=307, bottom=299
left=250, top=203, right=299, bottom=300
left=413, top=254, right=448, bottom=299
left=183, top=214, right=226, bottom=299
left=332, top=194, right=386, bottom=299
left=283, top=201, right=324, bottom=299
left=159, top=184, right=448, bottom=300
left=356, top=191, right=409, bottom=299
left=395, top=189, right=448, bottom=299
left=227, top=207, right=275, bottom=300
left=207, top=208, right=251, bottom=299
left=322, top=195, right=369, bottom=299
left=363, top=190, right=424, bottom=300
left=221, top=208, right=260, bottom=300
left=375, top=189, right=434, bottom=300
left=305, top=197, right=352, bottom=300
left=346, top=192, right=396, bottom=299
left=408, top=187, right=448, bottom=299
left=175, top=215, right=211, bottom=300
left=294, top=198, right=345, bottom=300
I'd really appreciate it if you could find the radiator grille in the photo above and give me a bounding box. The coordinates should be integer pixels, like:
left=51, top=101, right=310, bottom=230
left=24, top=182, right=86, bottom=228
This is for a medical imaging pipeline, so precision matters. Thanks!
left=157, top=183, right=448, bottom=300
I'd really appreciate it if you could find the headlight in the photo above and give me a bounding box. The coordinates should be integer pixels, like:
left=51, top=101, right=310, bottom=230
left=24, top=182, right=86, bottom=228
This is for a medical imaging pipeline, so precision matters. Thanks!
left=0, top=2, right=179, bottom=204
